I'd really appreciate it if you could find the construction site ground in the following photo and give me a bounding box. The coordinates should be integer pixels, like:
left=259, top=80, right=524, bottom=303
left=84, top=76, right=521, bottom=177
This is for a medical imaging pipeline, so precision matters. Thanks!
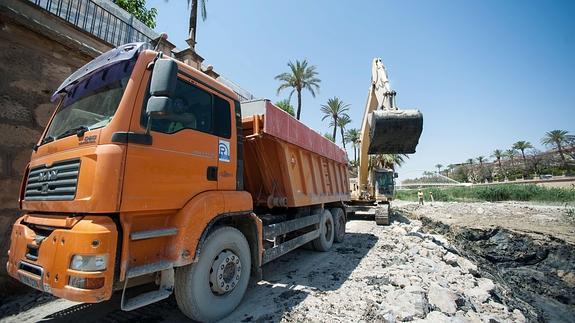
left=1, top=201, right=573, bottom=322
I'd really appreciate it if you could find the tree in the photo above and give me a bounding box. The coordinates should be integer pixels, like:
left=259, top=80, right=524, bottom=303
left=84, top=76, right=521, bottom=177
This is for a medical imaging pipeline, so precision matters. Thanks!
left=541, top=130, right=573, bottom=168
left=337, top=114, right=351, bottom=149
left=275, top=60, right=320, bottom=120
left=466, top=158, right=474, bottom=165
left=476, top=156, right=487, bottom=166
left=492, top=149, right=504, bottom=170
left=323, top=133, right=335, bottom=142
left=370, top=154, right=408, bottom=170
left=512, top=141, right=534, bottom=166
left=435, top=164, right=443, bottom=174
left=113, top=0, right=157, bottom=28
left=345, top=128, right=360, bottom=163
left=275, top=99, right=295, bottom=117
left=320, top=97, right=349, bottom=143
left=505, top=149, right=517, bottom=166
left=186, top=0, right=207, bottom=48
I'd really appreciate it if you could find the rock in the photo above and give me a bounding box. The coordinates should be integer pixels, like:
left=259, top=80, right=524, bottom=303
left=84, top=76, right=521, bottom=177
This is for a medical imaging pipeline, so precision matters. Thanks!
left=384, top=289, right=428, bottom=320
left=425, top=311, right=450, bottom=321
left=513, top=309, right=526, bottom=323
left=442, top=252, right=459, bottom=266
left=465, top=278, right=495, bottom=307
left=477, top=207, right=485, bottom=214
left=422, top=241, right=438, bottom=250
left=392, top=226, right=407, bottom=235
left=428, top=282, right=458, bottom=314
left=457, top=257, right=479, bottom=276
left=0, top=124, right=41, bottom=148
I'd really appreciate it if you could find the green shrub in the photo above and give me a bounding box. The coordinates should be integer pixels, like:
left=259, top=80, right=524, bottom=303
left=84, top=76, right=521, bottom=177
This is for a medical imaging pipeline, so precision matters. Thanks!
left=395, top=184, right=575, bottom=203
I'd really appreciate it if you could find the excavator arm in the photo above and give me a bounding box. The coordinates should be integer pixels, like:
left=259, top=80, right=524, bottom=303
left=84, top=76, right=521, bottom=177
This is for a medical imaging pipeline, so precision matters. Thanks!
left=358, top=58, right=423, bottom=194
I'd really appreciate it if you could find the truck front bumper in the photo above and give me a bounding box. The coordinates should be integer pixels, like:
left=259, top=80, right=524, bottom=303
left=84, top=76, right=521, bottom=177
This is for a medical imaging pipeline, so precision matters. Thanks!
left=6, top=214, right=118, bottom=303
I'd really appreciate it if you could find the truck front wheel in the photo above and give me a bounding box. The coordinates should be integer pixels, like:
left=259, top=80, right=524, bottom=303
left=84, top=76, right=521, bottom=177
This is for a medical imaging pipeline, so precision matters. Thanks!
left=313, top=209, right=334, bottom=251
left=175, top=226, right=251, bottom=322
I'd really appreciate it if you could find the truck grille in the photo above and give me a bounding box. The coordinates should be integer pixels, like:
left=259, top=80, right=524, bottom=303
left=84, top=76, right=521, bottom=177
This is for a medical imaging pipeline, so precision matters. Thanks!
left=24, top=159, right=80, bottom=201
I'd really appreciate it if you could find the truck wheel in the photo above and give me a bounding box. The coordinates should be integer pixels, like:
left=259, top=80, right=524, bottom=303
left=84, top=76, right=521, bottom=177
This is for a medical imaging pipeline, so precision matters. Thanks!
left=313, top=209, right=334, bottom=251
left=175, top=226, right=251, bottom=322
left=331, top=208, right=346, bottom=243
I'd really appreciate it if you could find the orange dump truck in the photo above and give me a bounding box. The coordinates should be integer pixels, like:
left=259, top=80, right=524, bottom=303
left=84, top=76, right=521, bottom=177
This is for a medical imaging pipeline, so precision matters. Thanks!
left=6, top=43, right=349, bottom=321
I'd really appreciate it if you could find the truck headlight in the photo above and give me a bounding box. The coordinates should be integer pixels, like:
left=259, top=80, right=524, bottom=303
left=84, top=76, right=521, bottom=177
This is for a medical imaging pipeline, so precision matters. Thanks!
left=70, top=254, right=108, bottom=271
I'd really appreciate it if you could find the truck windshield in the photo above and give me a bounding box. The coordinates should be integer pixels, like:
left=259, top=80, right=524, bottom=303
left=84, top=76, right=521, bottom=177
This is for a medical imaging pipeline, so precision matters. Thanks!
left=44, top=60, right=135, bottom=141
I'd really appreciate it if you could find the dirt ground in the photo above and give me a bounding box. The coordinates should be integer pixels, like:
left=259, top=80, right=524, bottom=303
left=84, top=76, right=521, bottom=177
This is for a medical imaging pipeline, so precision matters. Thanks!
left=0, top=203, right=575, bottom=322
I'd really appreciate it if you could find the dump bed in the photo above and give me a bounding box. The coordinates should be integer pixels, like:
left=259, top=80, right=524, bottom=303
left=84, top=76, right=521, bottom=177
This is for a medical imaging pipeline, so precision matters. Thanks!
left=241, top=99, right=350, bottom=208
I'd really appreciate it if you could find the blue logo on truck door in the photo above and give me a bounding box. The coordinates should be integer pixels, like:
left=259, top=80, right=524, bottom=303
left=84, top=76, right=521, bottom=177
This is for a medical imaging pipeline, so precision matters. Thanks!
left=219, top=140, right=231, bottom=162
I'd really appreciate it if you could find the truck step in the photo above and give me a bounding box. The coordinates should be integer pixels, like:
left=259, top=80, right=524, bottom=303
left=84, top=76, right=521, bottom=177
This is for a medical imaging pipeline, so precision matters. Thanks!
left=126, top=261, right=173, bottom=279
left=121, top=289, right=172, bottom=311
left=130, top=228, right=177, bottom=241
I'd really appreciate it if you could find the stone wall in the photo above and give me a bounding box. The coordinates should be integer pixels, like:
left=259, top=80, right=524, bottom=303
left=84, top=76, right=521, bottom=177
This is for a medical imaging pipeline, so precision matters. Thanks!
left=0, top=1, right=112, bottom=293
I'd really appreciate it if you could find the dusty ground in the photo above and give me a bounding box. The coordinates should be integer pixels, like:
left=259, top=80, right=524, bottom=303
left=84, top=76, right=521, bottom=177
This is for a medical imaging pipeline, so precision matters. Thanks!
left=0, top=210, right=532, bottom=323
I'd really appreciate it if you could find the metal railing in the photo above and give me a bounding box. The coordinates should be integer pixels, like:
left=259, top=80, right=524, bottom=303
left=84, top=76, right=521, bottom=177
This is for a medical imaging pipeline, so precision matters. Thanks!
left=28, top=0, right=155, bottom=47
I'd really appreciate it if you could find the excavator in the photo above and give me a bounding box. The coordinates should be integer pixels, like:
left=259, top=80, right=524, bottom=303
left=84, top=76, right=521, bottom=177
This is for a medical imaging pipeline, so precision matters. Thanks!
left=348, top=58, right=423, bottom=225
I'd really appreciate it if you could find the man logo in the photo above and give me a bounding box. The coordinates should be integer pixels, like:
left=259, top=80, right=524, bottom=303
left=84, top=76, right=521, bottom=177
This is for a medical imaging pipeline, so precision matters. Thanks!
left=38, top=170, right=58, bottom=182
left=218, top=140, right=231, bottom=162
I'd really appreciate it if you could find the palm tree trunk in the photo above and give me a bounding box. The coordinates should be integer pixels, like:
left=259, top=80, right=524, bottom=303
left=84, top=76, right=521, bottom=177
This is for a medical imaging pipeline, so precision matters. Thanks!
left=188, top=0, right=198, bottom=48
left=354, top=145, right=357, bottom=163
left=557, top=142, right=566, bottom=167
left=296, top=90, right=302, bottom=120
left=340, top=127, right=346, bottom=149
left=332, top=117, right=337, bottom=142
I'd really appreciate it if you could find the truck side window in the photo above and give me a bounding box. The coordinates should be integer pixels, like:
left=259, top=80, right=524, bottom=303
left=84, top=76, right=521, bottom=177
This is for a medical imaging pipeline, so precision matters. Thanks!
left=213, top=96, right=231, bottom=139
left=150, top=79, right=212, bottom=134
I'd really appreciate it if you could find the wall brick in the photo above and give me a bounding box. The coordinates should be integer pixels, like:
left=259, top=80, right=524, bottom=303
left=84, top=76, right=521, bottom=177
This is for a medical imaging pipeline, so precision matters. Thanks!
left=0, top=96, right=33, bottom=123
left=0, top=179, right=21, bottom=209
left=11, top=150, right=31, bottom=177
left=34, top=103, right=56, bottom=128
left=0, top=124, right=41, bottom=148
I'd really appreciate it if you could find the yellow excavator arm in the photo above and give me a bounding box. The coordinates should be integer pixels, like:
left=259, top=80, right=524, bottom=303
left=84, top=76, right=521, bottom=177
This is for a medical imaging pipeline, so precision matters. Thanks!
left=357, top=58, right=423, bottom=196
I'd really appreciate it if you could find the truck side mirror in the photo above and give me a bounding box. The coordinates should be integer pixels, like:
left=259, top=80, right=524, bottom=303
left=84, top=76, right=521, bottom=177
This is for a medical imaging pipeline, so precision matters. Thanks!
left=146, top=96, right=173, bottom=116
left=394, top=172, right=399, bottom=178
left=149, top=58, right=178, bottom=97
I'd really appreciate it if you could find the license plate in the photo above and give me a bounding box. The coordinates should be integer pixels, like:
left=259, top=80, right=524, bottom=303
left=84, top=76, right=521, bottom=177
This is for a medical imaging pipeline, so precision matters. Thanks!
left=19, top=273, right=42, bottom=291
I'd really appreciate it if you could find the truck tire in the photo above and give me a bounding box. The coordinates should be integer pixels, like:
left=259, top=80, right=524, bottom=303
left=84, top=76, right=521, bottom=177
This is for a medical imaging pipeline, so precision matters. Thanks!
left=175, top=226, right=251, bottom=322
left=331, top=208, right=346, bottom=243
left=312, top=209, right=334, bottom=251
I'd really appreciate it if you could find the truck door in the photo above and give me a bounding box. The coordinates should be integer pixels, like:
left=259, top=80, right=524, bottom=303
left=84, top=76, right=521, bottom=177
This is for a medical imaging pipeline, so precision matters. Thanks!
left=121, top=75, right=224, bottom=211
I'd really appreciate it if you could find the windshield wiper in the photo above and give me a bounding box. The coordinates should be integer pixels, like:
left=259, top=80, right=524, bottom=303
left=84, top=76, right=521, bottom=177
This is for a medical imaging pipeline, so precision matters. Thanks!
left=56, top=125, right=89, bottom=139
left=34, top=135, right=55, bottom=151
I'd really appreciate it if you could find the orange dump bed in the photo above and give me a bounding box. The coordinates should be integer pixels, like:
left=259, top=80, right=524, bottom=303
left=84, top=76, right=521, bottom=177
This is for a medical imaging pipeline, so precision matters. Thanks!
left=241, top=100, right=350, bottom=208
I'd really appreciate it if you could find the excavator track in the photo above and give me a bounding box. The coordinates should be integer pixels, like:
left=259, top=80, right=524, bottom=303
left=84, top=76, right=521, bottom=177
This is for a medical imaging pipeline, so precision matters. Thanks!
left=374, top=204, right=390, bottom=226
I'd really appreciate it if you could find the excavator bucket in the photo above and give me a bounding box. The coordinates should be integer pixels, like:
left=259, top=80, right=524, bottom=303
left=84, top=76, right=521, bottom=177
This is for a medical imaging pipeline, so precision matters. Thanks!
left=368, top=109, right=423, bottom=154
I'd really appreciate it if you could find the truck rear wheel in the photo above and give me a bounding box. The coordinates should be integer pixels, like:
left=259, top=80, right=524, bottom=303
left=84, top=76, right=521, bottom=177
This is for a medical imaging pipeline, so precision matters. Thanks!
left=175, top=226, right=251, bottom=322
left=313, top=209, right=334, bottom=251
left=331, top=208, right=346, bottom=243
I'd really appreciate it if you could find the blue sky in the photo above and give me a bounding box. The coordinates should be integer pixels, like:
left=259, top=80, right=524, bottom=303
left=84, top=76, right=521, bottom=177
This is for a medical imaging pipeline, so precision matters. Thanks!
left=148, top=0, right=574, bottom=179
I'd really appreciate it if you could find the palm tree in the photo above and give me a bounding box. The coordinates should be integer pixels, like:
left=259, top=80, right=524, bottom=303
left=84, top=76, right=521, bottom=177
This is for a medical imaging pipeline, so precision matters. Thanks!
left=370, top=154, right=408, bottom=170
left=512, top=141, right=534, bottom=166
left=275, top=99, right=295, bottom=117
left=492, top=149, right=504, bottom=170
left=476, top=156, right=486, bottom=166
left=337, top=114, right=351, bottom=149
left=345, top=128, right=360, bottom=163
left=320, top=97, right=350, bottom=142
left=505, top=149, right=517, bottom=166
left=323, top=133, right=335, bottom=142
left=186, top=0, right=207, bottom=48
left=435, top=164, right=443, bottom=174
left=541, top=130, right=572, bottom=167
left=275, top=60, right=321, bottom=120
left=466, top=158, right=474, bottom=165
